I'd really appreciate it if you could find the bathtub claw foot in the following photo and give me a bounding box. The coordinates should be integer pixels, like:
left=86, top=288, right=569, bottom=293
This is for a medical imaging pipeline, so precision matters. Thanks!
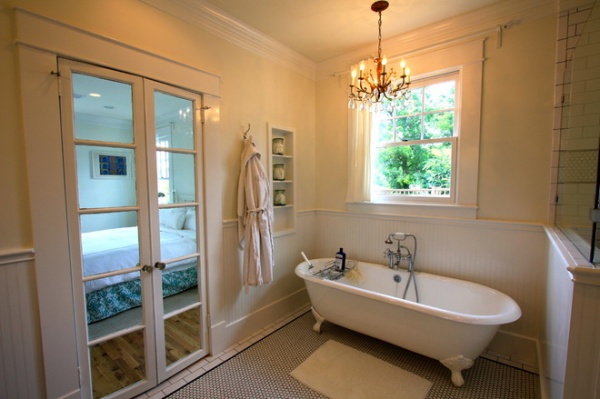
left=440, top=355, right=474, bottom=387
left=310, top=307, right=325, bottom=333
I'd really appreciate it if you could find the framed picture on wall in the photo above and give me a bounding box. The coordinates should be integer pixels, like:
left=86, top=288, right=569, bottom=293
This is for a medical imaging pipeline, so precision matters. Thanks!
left=92, top=150, right=132, bottom=179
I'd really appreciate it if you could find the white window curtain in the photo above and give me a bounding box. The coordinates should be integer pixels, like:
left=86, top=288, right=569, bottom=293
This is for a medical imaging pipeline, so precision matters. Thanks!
left=346, top=107, right=372, bottom=202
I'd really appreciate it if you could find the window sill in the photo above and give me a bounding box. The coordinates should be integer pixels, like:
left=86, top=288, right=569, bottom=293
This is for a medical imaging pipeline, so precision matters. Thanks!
left=346, top=201, right=478, bottom=219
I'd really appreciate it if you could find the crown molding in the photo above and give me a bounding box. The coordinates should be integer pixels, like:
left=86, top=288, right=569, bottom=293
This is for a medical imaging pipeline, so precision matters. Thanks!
left=559, top=0, right=594, bottom=12
left=317, top=0, right=557, bottom=80
left=75, top=113, right=132, bottom=129
left=140, top=0, right=316, bottom=80
left=141, top=0, right=557, bottom=82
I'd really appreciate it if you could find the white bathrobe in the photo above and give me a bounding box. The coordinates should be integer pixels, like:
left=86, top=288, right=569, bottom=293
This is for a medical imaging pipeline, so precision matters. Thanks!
left=237, top=136, right=274, bottom=287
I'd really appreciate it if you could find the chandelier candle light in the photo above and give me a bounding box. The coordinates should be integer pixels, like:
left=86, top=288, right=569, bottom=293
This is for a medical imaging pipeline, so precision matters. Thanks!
left=348, top=1, right=411, bottom=112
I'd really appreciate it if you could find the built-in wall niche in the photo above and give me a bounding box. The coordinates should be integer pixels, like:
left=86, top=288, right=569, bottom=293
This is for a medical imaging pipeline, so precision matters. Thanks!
left=555, top=2, right=600, bottom=263
left=267, top=124, right=295, bottom=236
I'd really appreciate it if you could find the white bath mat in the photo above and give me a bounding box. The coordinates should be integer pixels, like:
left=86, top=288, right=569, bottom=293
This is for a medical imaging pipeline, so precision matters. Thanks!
left=291, top=340, right=432, bottom=399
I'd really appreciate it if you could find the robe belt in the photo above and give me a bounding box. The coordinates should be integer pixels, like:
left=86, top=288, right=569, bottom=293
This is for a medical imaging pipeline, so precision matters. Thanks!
left=246, top=207, right=265, bottom=214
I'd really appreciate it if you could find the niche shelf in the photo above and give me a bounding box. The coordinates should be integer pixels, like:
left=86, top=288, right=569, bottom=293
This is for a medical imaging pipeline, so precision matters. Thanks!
left=267, top=123, right=295, bottom=236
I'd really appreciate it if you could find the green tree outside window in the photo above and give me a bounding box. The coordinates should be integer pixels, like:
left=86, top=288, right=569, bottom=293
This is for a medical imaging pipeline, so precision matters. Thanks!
left=372, top=78, right=456, bottom=197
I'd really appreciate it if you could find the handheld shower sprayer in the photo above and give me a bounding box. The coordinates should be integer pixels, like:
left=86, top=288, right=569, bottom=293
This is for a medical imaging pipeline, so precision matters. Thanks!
left=385, top=232, right=410, bottom=244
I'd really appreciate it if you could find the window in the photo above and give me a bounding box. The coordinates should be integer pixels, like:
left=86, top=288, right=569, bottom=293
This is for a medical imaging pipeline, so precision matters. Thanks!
left=156, top=135, right=171, bottom=203
left=371, top=73, right=458, bottom=202
left=347, top=40, right=483, bottom=219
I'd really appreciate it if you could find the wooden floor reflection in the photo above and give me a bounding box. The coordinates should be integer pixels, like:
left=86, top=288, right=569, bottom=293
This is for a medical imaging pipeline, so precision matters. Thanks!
left=90, top=304, right=201, bottom=398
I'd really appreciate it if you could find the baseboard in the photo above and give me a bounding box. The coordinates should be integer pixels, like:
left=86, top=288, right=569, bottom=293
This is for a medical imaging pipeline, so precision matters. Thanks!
left=209, top=288, right=309, bottom=354
left=536, top=339, right=549, bottom=399
left=58, top=389, right=82, bottom=399
left=485, top=330, right=539, bottom=373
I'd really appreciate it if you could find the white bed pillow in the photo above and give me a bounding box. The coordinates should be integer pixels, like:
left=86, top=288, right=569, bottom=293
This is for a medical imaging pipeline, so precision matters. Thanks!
left=183, top=208, right=196, bottom=231
left=159, top=208, right=187, bottom=230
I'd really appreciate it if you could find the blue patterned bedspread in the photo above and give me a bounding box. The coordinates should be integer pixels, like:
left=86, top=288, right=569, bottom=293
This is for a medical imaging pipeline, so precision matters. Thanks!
left=86, top=266, right=197, bottom=323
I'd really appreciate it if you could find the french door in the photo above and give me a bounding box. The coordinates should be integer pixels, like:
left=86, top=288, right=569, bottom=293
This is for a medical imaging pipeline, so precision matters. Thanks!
left=59, top=59, right=208, bottom=398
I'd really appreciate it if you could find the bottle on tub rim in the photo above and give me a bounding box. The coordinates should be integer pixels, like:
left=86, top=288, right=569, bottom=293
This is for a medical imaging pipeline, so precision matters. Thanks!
left=335, top=248, right=346, bottom=271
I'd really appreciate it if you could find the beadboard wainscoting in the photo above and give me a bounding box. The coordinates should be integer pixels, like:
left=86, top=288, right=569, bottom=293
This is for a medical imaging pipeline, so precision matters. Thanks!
left=0, top=249, right=43, bottom=399
left=313, top=210, right=546, bottom=368
left=541, top=227, right=578, bottom=398
left=564, top=270, right=600, bottom=399
left=212, top=211, right=315, bottom=354
left=7, top=212, right=599, bottom=398
left=543, top=224, right=600, bottom=399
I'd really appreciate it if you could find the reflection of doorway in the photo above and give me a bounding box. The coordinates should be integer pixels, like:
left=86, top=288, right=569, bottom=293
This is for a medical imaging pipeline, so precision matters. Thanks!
left=59, top=59, right=208, bottom=398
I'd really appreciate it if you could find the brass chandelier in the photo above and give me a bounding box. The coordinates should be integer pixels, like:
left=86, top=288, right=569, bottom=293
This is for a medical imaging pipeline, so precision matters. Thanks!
left=348, top=1, right=411, bottom=111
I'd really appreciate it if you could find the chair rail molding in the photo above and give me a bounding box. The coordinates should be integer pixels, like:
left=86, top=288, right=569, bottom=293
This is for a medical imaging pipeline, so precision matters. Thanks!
left=0, top=248, right=35, bottom=266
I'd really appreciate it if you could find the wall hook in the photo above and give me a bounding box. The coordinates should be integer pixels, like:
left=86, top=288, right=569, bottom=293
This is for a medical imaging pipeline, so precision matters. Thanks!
left=243, top=123, right=251, bottom=139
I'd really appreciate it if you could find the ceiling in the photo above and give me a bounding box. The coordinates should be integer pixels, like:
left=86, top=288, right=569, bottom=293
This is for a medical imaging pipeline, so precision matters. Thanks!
left=71, top=0, right=524, bottom=120
left=202, top=0, right=507, bottom=63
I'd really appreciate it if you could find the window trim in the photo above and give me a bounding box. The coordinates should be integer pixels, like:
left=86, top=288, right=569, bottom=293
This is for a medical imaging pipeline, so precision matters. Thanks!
left=348, top=39, right=483, bottom=219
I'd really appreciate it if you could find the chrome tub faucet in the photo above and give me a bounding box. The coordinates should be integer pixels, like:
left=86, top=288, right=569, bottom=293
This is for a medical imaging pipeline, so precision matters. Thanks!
left=384, top=232, right=417, bottom=271
left=384, top=232, right=420, bottom=302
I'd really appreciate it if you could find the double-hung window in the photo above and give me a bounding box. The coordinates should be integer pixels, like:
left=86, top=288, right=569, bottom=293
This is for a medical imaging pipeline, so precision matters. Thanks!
left=347, top=40, right=483, bottom=218
left=371, top=72, right=458, bottom=202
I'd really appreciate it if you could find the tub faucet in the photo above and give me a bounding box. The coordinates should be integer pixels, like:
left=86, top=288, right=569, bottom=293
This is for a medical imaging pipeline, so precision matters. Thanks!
left=384, top=232, right=417, bottom=271
left=384, top=248, right=400, bottom=269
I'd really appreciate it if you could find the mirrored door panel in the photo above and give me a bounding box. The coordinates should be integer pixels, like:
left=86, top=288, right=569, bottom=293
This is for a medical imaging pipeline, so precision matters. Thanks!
left=60, top=59, right=208, bottom=399
left=65, top=64, right=156, bottom=399
left=147, top=84, right=207, bottom=377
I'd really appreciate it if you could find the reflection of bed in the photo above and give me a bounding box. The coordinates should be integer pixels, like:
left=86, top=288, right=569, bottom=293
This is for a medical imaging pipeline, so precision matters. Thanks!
left=83, top=208, right=198, bottom=323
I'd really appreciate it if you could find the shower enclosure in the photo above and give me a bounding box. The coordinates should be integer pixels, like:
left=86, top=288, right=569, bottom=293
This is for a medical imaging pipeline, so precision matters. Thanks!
left=555, top=2, right=600, bottom=264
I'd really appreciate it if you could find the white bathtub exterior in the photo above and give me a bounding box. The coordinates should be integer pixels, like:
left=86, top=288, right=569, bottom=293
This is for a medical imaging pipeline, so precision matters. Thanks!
left=295, top=258, right=522, bottom=385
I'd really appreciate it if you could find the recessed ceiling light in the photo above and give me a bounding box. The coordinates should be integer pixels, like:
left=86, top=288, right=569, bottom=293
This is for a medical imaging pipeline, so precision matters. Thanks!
left=89, top=93, right=102, bottom=98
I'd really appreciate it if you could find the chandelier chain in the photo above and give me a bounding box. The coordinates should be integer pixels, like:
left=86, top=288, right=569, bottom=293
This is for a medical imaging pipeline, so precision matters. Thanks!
left=377, top=11, right=383, bottom=61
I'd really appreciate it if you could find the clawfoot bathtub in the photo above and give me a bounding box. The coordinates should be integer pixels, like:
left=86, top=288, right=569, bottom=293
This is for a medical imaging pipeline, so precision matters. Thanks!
left=295, top=258, right=521, bottom=387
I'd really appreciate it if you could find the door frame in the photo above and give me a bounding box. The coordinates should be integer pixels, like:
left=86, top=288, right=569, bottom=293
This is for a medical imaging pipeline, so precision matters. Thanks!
left=16, top=8, right=222, bottom=399
left=58, top=61, right=210, bottom=396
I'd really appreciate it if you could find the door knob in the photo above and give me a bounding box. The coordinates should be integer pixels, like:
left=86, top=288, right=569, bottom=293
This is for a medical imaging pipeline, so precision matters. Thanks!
left=155, top=261, right=166, bottom=271
left=142, top=265, right=154, bottom=273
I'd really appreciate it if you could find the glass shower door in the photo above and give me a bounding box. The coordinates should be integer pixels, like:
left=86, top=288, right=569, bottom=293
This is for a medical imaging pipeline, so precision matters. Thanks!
left=555, top=1, right=600, bottom=264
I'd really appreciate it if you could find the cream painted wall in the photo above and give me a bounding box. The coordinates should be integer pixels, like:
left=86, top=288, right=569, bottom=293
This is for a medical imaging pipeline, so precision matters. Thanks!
left=316, top=76, right=348, bottom=211
left=478, top=16, right=555, bottom=222
left=0, top=0, right=316, bottom=255
left=0, top=2, right=31, bottom=249
left=315, top=15, right=556, bottom=223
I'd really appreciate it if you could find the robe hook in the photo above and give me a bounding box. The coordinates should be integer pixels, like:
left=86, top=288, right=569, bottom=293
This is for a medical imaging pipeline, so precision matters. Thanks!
left=243, top=123, right=251, bottom=139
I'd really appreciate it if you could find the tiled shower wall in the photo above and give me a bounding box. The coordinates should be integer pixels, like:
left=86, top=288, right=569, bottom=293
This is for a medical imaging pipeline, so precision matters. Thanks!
left=552, top=2, right=598, bottom=231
